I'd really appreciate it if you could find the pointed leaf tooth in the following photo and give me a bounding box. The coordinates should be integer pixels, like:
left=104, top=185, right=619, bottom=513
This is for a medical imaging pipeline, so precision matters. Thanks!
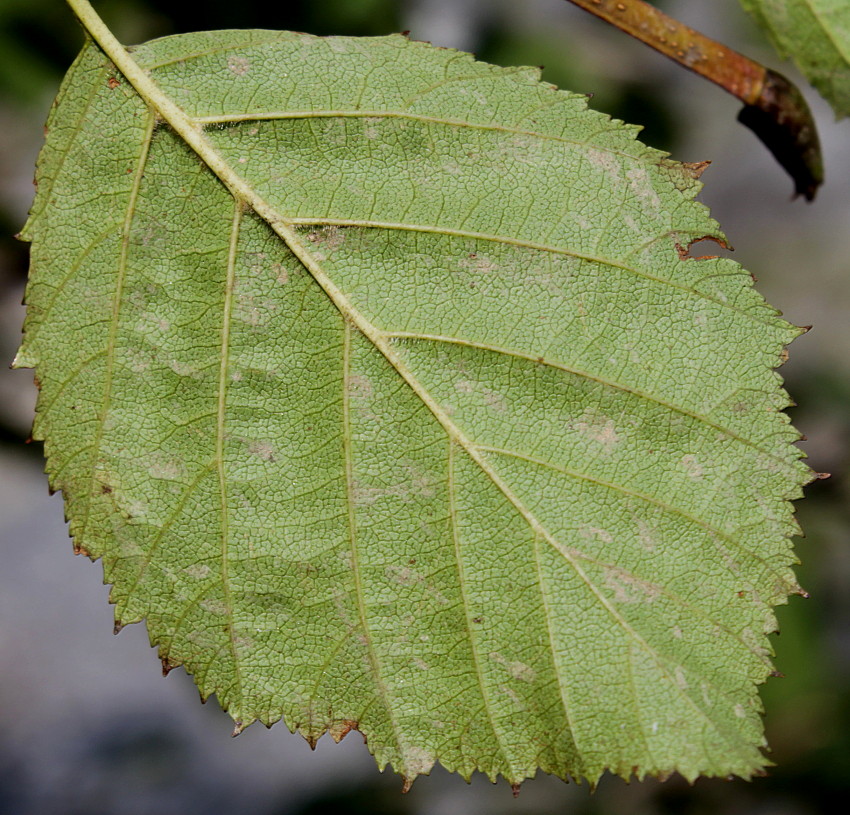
left=328, top=719, right=359, bottom=744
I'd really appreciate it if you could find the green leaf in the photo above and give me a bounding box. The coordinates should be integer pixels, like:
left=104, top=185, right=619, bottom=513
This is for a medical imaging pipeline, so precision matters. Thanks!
left=17, top=22, right=808, bottom=787
left=740, top=0, right=850, bottom=118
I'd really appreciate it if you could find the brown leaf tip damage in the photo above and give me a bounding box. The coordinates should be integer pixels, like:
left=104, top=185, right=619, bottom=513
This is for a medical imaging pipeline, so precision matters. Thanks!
left=328, top=719, right=359, bottom=743
left=681, top=160, right=711, bottom=180
left=161, top=656, right=179, bottom=676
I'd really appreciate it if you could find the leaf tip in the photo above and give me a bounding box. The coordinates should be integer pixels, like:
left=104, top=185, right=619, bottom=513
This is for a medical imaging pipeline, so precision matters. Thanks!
left=328, top=719, right=359, bottom=743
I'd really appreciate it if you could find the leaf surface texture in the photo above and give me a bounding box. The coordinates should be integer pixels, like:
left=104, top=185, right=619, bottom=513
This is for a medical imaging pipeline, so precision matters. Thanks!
left=17, top=29, right=808, bottom=785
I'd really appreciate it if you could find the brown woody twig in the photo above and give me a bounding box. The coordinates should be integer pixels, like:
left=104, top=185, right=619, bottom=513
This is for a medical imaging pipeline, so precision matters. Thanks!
left=566, top=0, right=823, bottom=199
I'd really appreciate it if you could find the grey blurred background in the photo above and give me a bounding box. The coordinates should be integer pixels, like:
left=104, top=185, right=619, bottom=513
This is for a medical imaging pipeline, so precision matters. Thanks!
left=1, top=1, right=848, bottom=812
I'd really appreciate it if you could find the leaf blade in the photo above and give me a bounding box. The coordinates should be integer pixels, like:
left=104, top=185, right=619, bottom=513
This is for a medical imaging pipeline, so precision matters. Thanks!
left=18, top=27, right=808, bottom=785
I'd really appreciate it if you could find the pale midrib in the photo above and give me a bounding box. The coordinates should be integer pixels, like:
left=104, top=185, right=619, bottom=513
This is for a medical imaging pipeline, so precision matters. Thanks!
left=388, top=331, right=796, bottom=472
left=75, top=107, right=155, bottom=544
left=342, top=321, right=409, bottom=766
left=446, top=441, right=519, bottom=776
left=280, top=247, right=718, bottom=743
left=216, top=200, right=244, bottom=713
left=69, top=0, right=773, bottom=759
left=290, top=241, right=748, bottom=752
left=299, top=256, right=762, bottom=757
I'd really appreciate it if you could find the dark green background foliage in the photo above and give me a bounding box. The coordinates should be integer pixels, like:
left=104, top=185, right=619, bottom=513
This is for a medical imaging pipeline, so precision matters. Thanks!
left=0, top=1, right=848, bottom=813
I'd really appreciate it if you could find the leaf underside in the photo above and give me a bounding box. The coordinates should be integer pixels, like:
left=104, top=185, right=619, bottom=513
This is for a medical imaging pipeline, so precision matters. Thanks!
left=17, top=29, right=809, bottom=786
left=740, top=0, right=850, bottom=118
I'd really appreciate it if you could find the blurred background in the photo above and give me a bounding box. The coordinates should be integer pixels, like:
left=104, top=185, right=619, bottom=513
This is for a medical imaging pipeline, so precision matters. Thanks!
left=1, top=1, right=848, bottom=812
